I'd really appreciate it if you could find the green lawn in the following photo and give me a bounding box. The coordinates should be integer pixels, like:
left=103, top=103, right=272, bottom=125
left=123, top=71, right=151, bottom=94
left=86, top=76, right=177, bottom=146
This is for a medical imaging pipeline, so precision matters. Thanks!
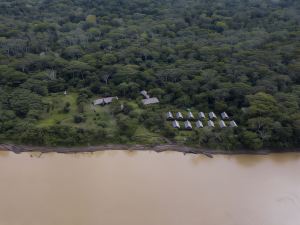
left=37, top=94, right=122, bottom=136
left=37, top=93, right=78, bottom=127
left=36, top=94, right=167, bottom=144
left=132, top=126, right=162, bottom=144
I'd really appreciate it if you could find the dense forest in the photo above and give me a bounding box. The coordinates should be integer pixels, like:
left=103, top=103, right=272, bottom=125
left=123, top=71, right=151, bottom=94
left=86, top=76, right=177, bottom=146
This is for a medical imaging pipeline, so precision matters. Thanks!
left=0, top=0, right=299, bottom=150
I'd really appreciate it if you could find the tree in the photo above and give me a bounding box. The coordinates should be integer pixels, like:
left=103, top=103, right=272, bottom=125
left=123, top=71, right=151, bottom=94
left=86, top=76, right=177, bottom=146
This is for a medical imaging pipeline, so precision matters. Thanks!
left=9, top=89, right=44, bottom=117
left=101, top=53, right=118, bottom=65
left=246, top=92, right=279, bottom=118
left=241, top=131, right=263, bottom=150
left=64, top=60, right=94, bottom=80
left=86, top=15, right=97, bottom=24
left=74, top=114, right=85, bottom=123
left=62, top=46, right=83, bottom=59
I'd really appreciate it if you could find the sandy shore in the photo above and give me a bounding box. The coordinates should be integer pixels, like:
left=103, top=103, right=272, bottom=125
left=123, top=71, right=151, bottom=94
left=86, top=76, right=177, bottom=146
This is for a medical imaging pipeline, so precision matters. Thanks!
left=1, top=143, right=299, bottom=158
left=0, top=144, right=212, bottom=156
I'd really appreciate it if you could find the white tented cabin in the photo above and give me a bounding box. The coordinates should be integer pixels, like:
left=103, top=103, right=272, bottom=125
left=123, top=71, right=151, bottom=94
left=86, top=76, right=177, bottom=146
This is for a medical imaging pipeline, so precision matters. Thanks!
left=184, top=120, right=192, bottom=130
left=221, top=112, right=229, bottom=120
left=176, top=112, right=183, bottom=120
left=195, top=120, right=203, bottom=128
left=209, top=112, right=217, bottom=120
left=172, top=120, right=180, bottom=129
left=198, top=112, right=205, bottom=119
left=166, top=112, right=174, bottom=120
left=207, top=120, right=215, bottom=127
left=187, top=111, right=194, bottom=120
left=219, top=120, right=227, bottom=128
left=230, top=120, right=238, bottom=128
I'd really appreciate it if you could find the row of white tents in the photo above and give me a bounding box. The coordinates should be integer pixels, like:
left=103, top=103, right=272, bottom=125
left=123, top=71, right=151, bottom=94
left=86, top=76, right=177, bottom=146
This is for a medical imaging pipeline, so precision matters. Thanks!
left=172, top=120, right=238, bottom=129
left=166, top=111, right=230, bottom=120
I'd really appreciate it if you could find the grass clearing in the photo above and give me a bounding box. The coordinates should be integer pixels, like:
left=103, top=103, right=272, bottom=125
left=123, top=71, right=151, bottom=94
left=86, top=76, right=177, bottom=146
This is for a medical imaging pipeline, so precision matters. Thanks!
left=132, top=126, right=162, bottom=144
left=37, top=93, right=119, bottom=133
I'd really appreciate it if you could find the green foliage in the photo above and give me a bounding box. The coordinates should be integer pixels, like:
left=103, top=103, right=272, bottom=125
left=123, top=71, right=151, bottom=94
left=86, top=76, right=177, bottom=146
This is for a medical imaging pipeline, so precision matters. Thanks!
left=8, top=89, right=44, bottom=117
left=63, top=102, right=71, bottom=113
left=0, top=0, right=299, bottom=149
left=86, top=15, right=97, bottom=24
left=246, top=92, right=279, bottom=117
left=241, top=131, right=263, bottom=150
left=73, top=114, right=85, bottom=123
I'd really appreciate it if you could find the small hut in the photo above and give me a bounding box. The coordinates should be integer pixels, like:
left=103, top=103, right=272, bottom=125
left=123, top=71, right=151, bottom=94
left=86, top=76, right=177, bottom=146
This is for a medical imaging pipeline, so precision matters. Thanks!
left=103, top=97, right=118, bottom=104
left=94, top=96, right=118, bottom=106
left=207, top=120, right=215, bottom=127
left=172, top=120, right=180, bottom=129
left=221, top=112, right=229, bottom=120
left=219, top=120, right=227, bottom=128
left=195, top=120, right=203, bottom=128
left=176, top=112, right=183, bottom=120
left=140, top=90, right=150, bottom=99
left=184, top=120, right=192, bottom=130
left=198, top=112, right=205, bottom=119
left=166, top=112, right=174, bottom=120
left=94, top=98, right=104, bottom=105
left=187, top=111, right=194, bottom=120
left=230, top=120, right=238, bottom=128
left=209, top=112, right=217, bottom=120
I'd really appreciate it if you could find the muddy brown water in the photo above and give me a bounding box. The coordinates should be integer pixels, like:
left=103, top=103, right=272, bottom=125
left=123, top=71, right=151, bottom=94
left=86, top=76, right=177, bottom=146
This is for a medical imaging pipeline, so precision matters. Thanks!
left=0, top=151, right=300, bottom=225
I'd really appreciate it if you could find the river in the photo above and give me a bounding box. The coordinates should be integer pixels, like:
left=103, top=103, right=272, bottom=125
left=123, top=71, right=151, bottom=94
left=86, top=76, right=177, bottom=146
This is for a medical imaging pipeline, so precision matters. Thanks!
left=0, top=150, right=300, bottom=225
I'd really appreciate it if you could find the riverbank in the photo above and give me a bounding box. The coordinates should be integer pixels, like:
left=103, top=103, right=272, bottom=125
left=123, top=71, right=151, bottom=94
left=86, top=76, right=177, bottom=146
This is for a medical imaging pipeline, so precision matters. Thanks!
left=0, top=143, right=299, bottom=157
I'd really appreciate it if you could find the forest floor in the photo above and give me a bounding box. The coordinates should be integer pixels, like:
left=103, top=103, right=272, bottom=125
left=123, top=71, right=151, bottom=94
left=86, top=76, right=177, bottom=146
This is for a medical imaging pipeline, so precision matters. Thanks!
left=1, top=143, right=299, bottom=158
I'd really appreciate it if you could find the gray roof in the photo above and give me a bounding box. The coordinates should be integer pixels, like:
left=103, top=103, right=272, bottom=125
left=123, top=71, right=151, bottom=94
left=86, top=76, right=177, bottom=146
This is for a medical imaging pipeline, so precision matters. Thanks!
left=221, top=112, right=229, bottom=120
left=104, top=97, right=118, bottom=104
left=209, top=112, right=217, bottom=119
left=94, top=98, right=104, bottom=105
left=140, top=90, right=150, bottom=99
left=207, top=120, right=215, bottom=127
left=176, top=112, right=183, bottom=119
left=230, top=120, right=238, bottom=127
left=198, top=112, right=205, bottom=119
left=94, top=96, right=118, bottom=105
left=187, top=111, right=194, bottom=119
left=196, top=120, right=203, bottom=128
left=142, top=97, right=159, bottom=105
left=219, top=120, right=227, bottom=128
left=166, top=112, right=173, bottom=119
left=172, top=120, right=180, bottom=128
left=184, top=120, right=192, bottom=129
